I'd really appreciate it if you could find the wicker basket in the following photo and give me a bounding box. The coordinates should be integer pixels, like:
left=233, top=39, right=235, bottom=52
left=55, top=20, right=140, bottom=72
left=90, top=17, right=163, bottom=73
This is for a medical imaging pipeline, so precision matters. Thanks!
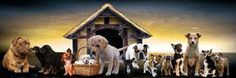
left=73, top=46, right=100, bottom=76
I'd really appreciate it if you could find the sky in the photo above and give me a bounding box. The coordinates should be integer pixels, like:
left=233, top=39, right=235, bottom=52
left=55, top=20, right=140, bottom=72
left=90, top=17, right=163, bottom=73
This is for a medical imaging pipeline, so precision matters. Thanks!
left=0, top=0, right=236, bottom=53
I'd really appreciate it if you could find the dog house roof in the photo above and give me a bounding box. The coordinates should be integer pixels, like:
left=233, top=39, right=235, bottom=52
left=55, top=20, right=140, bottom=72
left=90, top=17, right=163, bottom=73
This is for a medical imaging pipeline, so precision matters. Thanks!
left=64, top=3, right=152, bottom=39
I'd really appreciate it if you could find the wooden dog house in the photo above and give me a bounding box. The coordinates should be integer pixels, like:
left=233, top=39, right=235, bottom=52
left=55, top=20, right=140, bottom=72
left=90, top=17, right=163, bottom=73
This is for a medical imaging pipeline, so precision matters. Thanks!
left=64, top=3, right=152, bottom=54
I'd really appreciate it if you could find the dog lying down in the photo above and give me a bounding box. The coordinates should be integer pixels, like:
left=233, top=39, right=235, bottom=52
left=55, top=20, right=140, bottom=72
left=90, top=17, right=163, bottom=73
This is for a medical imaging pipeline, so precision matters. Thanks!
left=74, top=54, right=96, bottom=65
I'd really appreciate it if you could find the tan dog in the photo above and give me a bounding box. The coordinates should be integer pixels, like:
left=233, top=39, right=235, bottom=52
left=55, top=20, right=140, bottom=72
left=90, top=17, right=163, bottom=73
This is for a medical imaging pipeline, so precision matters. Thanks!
left=62, top=48, right=75, bottom=76
left=2, top=37, right=31, bottom=73
left=161, top=54, right=173, bottom=76
left=88, top=35, right=127, bottom=76
left=183, top=33, right=201, bottom=76
left=213, top=52, right=229, bottom=77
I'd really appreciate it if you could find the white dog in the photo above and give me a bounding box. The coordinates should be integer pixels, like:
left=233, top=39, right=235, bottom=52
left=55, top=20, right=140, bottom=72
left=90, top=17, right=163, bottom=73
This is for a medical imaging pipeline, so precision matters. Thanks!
left=143, top=54, right=162, bottom=77
left=74, top=54, right=94, bottom=65
left=183, top=33, right=201, bottom=76
left=88, top=35, right=127, bottom=76
left=125, top=43, right=149, bottom=74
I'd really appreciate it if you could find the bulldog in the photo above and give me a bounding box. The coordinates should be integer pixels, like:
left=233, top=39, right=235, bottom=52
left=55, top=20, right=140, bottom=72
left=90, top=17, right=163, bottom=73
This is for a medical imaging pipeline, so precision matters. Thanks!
left=2, top=37, right=32, bottom=73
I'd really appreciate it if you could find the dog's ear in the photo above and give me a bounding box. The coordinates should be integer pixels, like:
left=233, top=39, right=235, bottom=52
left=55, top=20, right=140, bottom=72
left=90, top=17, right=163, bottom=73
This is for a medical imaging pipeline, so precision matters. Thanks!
left=171, top=43, right=175, bottom=48
left=197, top=33, right=201, bottom=38
left=133, top=45, right=138, bottom=52
left=185, top=33, right=190, bottom=38
left=202, top=50, right=205, bottom=53
left=12, top=36, right=22, bottom=46
left=99, top=36, right=108, bottom=51
left=158, top=55, right=162, bottom=58
left=143, top=44, right=148, bottom=53
left=219, top=52, right=223, bottom=56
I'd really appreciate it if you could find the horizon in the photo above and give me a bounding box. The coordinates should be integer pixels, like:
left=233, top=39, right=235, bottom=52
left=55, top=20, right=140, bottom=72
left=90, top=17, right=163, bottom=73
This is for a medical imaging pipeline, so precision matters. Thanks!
left=0, top=0, right=236, bottom=53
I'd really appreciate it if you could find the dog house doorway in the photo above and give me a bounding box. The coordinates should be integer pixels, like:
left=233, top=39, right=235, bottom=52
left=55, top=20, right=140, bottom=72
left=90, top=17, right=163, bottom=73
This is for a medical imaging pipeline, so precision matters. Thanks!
left=95, top=29, right=123, bottom=48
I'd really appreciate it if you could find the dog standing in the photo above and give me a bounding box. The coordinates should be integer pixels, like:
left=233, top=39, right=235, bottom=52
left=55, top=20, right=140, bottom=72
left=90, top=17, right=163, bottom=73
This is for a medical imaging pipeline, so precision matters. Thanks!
left=171, top=43, right=184, bottom=76
left=213, top=52, right=229, bottom=77
left=125, top=43, right=148, bottom=74
left=183, top=33, right=201, bottom=76
left=143, top=54, right=162, bottom=77
left=201, top=49, right=216, bottom=77
left=2, top=37, right=31, bottom=73
left=161, top=54, right=173, bottom=76
left=88, top=35, right=127, bottom=76
left=62, top=48, right=75, bottom=76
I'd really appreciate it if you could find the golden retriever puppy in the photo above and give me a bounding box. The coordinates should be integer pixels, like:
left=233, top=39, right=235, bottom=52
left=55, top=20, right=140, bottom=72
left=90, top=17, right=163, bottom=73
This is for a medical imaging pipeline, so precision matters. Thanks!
left=88, top=35, right=127, bottom=76
left=2, top=37, right=31, bottom=73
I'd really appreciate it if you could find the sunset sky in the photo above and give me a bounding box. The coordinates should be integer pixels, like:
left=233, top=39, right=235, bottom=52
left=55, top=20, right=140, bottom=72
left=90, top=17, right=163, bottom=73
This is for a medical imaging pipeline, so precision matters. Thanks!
left=0, top=0, right=235, bottom=53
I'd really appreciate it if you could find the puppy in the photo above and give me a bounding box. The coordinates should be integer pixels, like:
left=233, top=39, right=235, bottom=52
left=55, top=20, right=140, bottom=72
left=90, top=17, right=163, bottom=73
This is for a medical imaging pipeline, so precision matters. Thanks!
left=183, top=33, right=201, bottom=76
left=143, top=54, right=162, bottom=77
left=171, top=43, right=184, bottom=76
left=125, top=43, right=149, bottom=74
left=88, top=35, right=127, bottom=76
left=213, top=52, right=229, bottom=77
left=74, top=54, right=93, bottom=64
left=62, top=48, right=75, bottom=76
left=201, top=49, right=216, bottom=77
left=161, top=54, right=173, bottom=76
left=2, top=37, right=31, bottom=73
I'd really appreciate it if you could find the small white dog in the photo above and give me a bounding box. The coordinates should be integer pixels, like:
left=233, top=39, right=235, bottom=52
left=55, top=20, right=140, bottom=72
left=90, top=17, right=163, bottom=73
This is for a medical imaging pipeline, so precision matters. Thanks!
left=74, top=54, right=95, bottom=65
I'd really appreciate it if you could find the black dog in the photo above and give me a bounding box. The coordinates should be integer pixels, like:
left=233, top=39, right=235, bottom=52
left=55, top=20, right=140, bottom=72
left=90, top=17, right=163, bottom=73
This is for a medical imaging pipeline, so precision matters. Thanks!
left=171, top=43, right=184, bottom=76
left=32, top=45, right=67, bottom=75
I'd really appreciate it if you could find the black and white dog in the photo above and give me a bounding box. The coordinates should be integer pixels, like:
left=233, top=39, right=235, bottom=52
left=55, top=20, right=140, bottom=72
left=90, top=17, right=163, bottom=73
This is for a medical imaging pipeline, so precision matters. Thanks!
left=171, top=43, right=184, bottom=76
left=125, top=43, right=148, bottom=74
left=201, top=49, right=216, bottom=77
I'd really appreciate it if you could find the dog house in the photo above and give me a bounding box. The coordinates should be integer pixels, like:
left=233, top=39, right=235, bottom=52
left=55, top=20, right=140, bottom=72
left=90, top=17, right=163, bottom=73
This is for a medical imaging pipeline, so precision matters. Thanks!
left=64, top=3, right=152, bottom=54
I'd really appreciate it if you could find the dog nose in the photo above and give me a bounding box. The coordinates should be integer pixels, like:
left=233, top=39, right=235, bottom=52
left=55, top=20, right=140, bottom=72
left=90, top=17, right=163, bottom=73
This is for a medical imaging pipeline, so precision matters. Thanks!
left=191, top=41, right=194, bottom=44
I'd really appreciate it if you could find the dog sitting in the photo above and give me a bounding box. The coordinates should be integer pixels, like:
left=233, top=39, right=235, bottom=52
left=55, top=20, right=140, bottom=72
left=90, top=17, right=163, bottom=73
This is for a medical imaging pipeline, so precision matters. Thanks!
left=2, top=37, right=32, bottom=73
left=213, top=52, right=229, bottom=77
left=62, top=48, right=75, bottom=76
left=88, top=35, right=127, bottom=76
left=201, top=49, right=216, bottom=77
left=161, top=54, right=173, bottom=76
left=143, top=54, right=162, bottom=77
left=125, top=43, right=149, bottom=74
left=171, top=43, right=184, bottom=76
left=183, top=33, right=201, bottom=76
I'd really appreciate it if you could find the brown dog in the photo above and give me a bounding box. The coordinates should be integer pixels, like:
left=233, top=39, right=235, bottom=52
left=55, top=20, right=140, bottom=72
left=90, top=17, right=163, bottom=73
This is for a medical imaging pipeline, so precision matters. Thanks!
left=213, top=52, right=229, bottom=77
left=62, top=48, right=75, bottom=76
left=2, top=37, right=31, bottom=73
left=183, top=33, right=201, bottom=76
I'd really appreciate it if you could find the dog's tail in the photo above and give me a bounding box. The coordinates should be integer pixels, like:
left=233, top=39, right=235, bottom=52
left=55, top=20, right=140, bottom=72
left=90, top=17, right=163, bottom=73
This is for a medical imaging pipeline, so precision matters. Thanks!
left=117, top=46, right=129, bottom=52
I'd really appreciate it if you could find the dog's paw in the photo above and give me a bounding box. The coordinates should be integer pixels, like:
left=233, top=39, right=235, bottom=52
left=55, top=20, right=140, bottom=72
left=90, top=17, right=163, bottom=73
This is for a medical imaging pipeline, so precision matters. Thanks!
left=112, top=70, right=119, bottom=75
left=182, top=72, right=188, bottom=76
left=126, top=69, right=131, bottom=74
left=194, top=73, right=200, bottom=76
left=22, top=68, right=29, bottom=73
left=29, top=65, right=36, bottom=68
left=105, top=72, right=111, bottom=76
left=14, top=69, right=21, bottom=73
left=98, top=71, right=103, bottom=75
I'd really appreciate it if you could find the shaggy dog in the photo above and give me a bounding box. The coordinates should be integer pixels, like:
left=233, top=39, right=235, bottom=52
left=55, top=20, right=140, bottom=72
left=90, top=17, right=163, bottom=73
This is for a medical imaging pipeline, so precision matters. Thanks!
left=62, top=48, right=75, bottom=76
left=213, top=52, right=229, bottom=77
left=87, top=35, right=127, bottom=76
left=183, top=33, right=201, bottom=76
left=2, top=37, right=32, bottom=73
left=32, top=45, right=70, bottom=74
left=171, top=43, right=184, bottom=76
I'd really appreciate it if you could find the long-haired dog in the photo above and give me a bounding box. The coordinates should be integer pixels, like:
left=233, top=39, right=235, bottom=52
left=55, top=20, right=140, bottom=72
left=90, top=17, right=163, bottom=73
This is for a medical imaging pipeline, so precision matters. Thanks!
left=62, top=48, right=75, bottom=76
left=213, top=52, right=229, bottom=77
left=183, top=33, right=201, bottom=76
left=201, top=49, right=216, bottom=77
left=171, top=43, right=184, bottom=76
left=161, top=54, right=173, bottom=76
left=143, top=54, right=162, bottom=77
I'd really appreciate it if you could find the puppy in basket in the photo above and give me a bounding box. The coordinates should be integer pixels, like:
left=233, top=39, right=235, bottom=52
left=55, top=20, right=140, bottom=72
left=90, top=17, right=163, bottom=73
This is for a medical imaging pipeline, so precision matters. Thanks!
left=74, top=54, right=96, bottom=65
left=62, top=48, right=75, bottom=76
